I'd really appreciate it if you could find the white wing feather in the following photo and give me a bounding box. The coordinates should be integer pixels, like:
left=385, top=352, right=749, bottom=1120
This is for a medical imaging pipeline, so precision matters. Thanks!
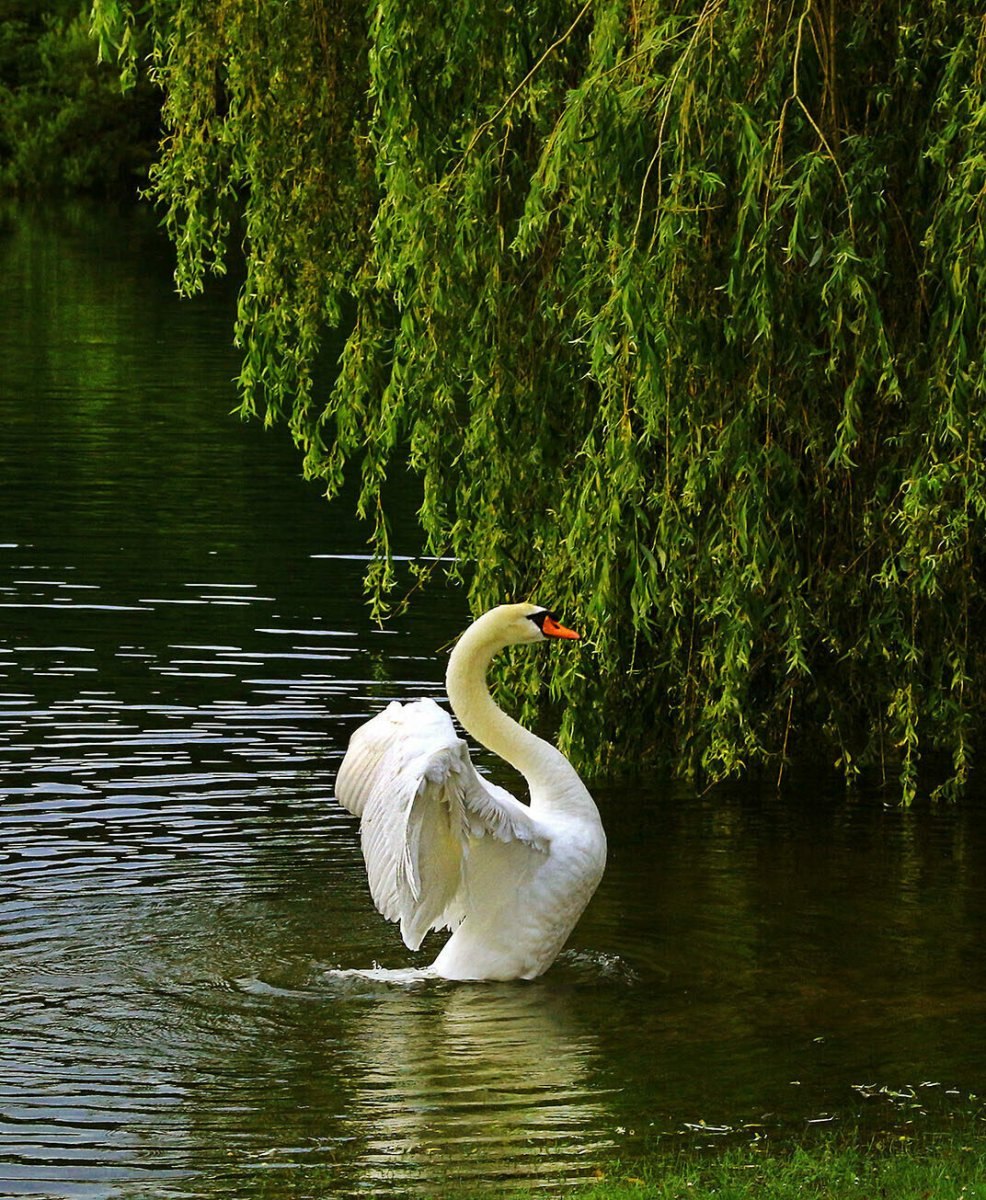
left=335, top=698, right=548, bottom=950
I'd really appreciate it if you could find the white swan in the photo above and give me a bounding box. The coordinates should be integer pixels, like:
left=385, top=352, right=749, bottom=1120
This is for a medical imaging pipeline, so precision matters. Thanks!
left=335, top=603, right=606, bottom=981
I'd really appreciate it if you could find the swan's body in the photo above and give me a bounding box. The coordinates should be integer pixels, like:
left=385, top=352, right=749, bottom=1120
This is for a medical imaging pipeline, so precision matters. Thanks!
left=335, top=603, right=606, bottom=981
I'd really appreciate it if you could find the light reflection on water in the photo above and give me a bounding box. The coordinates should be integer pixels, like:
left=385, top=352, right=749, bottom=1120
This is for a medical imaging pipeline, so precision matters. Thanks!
left=1, top=205, right=986, bottom=1198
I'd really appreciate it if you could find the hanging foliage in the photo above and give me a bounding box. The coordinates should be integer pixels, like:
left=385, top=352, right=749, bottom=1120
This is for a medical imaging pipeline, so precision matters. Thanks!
left=92, top=0, right=986, bottom=801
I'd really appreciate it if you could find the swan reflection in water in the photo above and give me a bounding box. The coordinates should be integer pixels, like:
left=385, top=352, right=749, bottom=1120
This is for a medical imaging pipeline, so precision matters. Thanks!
left=327, top=968, right=615, bottom=1191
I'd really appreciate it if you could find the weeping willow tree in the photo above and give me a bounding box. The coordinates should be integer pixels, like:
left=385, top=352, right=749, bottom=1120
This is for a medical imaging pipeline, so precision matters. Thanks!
left=91, top=0, right=986, bottom=801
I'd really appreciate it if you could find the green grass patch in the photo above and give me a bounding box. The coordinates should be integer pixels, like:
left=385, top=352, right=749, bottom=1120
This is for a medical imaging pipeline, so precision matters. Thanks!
left=564, top=1133, right=986, bottom=1200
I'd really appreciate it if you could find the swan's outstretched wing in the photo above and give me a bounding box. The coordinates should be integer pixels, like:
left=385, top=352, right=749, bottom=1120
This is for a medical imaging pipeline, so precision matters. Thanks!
left=335, top=698, right=548, bottom=950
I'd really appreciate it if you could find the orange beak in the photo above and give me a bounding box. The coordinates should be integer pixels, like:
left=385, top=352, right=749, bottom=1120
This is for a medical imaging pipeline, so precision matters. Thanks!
left=542, top=614, right=580, bottom=640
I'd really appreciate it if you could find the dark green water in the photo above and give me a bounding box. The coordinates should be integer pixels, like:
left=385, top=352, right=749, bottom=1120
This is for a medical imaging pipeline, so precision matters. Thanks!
left=1, top=204, right=984, bottom=1199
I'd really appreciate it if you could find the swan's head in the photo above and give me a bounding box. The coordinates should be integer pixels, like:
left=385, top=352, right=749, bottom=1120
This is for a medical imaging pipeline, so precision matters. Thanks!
left=447, top=603, right=581, bottom=706
left=474, top=602, right=580, bottom=648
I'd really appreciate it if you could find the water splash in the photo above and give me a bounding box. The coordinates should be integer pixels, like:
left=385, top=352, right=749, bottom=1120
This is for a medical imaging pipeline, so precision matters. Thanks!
left=320, top=963, right=441, bottom=991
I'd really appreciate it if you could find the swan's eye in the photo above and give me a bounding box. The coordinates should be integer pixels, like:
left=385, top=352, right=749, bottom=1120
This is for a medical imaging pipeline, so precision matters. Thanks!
left=527, top=610, right=558, bottom=631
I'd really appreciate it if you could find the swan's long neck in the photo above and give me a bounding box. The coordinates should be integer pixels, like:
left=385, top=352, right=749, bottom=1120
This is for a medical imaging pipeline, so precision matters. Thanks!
left=445, top=619, right=596, bottom=819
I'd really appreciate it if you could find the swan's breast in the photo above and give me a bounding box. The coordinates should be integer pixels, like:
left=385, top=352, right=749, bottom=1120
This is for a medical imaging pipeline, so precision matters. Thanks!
left=535, top=816, right=607, bottom=923
left=430, top=816, right=606, bottom=981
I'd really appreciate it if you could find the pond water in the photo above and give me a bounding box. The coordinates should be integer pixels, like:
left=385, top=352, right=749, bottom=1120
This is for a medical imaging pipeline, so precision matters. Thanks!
left=1, top=204, right=985, bottom=1199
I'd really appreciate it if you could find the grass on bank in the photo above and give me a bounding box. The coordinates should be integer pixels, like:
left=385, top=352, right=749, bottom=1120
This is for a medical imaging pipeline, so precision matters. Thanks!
left=557, top=1133, right=986, bottom=1200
